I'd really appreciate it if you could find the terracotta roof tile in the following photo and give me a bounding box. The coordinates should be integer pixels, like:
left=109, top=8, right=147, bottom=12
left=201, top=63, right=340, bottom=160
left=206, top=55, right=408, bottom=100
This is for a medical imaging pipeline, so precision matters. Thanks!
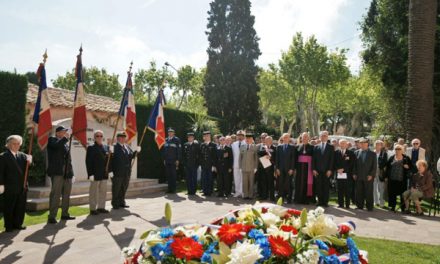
left=27, top=84, right=119, bottom=114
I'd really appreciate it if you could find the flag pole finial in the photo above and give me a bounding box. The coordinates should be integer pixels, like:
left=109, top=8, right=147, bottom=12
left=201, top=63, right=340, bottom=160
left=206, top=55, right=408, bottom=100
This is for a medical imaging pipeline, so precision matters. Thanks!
left=128, top=61, right=133, bottom=74
left=42, top=49, right=48, bottom=64
left=79, top=44, right=83, bottom=55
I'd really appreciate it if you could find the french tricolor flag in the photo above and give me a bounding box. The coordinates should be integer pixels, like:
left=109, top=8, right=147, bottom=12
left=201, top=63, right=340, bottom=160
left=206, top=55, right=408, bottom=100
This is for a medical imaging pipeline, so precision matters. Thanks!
left=119, top=71, right=137, bottom=144
left=71, top=46, right=88, bottom=147
left=147, top=90, right=165, bottom=149
left=32, top=61, right=52, bottom=149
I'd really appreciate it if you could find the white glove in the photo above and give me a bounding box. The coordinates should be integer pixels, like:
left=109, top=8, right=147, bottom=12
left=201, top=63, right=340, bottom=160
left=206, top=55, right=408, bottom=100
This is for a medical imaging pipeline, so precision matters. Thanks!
left=72, top=176, right=76, bottom=184
left=89, top=175, right=94, bottom=181
left=26, top=154, right=33, bottom=163
left=0, top=185, right=4, bottom=194
left=136, top=146, right=141, bottom=153
left=212, top=166, right=216, bottom=172
left=109, top=146, right=114, bottom=153
left=254, top=168, right=257, bottom=173
left=109, top=172, right=114, bottom=178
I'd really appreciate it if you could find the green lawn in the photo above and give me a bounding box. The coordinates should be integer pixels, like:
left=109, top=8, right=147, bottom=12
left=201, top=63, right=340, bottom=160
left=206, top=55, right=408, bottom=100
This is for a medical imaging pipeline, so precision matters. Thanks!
left=355, top=236, right=440, bottom=264
left=0, top=206, right=89, bottom=232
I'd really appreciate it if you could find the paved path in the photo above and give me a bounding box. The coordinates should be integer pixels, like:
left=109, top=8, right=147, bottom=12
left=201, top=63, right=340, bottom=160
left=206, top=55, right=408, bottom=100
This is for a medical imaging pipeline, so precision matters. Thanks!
left=1, top=192, right=440, bottom=264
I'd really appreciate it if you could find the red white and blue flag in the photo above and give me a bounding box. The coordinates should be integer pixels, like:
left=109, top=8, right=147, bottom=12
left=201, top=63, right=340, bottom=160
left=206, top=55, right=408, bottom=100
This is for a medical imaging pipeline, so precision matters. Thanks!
left=71, top=47, right=88, bottom=147
left=147, top=90, right=165, bottom=149
left=119, top=71, right=137, bottom=144
left=32, top=62, right=52, bottom=149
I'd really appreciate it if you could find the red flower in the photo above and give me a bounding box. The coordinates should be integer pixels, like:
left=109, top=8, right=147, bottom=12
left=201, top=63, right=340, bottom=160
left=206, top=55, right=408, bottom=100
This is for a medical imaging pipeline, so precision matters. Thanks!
left=287, top=209, right=302, bottom=216
left=171, top=237, right=204, bottom=260
left=217, top=224, right=245, bottom=245
left=328, top=247, right=339, bottom=256
left=262, top=207, right=268, bottom=213
left=280, top=225, right=298, bottom=235
left=268, top=236, right=294, bottom=257
left=243, top=224, right=255, bottom=234
left=338, top=225, right=350, bottom=235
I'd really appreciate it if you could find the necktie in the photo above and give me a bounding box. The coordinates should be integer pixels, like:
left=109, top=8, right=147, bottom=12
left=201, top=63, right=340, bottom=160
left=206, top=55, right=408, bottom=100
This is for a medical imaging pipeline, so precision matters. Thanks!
left=321, top=143, right=325, bottom=154
left=284, top=144, right=287, bottom=152
left=247, top=144, right=250, bottom=151
left=361, top=151, right=366, bottom=162
left=239, top=142, right=242, bottom=148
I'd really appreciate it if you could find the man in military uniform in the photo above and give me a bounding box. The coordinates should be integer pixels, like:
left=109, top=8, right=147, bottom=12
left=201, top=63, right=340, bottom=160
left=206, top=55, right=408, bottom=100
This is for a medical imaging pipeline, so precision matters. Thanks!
left=200, top=131, right=217, bottom=196
left=162, top=128, right=181, bottom=194
left=182, top=132, right=200, bottom=195
left=239, top=132, right=259, bottom=199
left=216, top=136, right=233, bottom=197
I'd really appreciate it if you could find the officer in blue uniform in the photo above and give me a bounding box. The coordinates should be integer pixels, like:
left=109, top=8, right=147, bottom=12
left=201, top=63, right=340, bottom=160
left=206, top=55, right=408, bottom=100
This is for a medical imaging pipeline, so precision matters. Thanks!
left=182, top=132, right=200, bottom=195
left=200, top=131, right=217, bottom=196
left=162, top=127, right=181, bottom=193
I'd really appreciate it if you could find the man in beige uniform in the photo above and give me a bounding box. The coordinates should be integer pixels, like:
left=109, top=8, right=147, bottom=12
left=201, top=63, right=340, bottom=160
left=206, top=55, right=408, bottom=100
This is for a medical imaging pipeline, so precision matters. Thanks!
left=239, top=132, right=259, bottom=199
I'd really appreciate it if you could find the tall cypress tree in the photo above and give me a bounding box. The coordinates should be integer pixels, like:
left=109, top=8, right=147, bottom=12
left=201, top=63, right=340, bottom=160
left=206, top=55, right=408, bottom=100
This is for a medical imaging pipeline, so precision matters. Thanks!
left=204, top=0, right=261, bottom=133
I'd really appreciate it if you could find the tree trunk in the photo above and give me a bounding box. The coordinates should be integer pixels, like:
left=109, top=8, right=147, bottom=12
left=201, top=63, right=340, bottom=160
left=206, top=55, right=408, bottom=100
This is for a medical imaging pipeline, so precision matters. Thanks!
left=406, top=0, right=437, bottom=155
left=279, top=115, right=285, bottom=134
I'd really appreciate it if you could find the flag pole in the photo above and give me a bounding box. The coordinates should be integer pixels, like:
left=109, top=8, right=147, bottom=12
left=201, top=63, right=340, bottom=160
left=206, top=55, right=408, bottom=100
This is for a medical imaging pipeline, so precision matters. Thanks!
left=24, top=50, right=48, bottom=190
left=130, top=78, right=167, bottom=169
left=64, top=45, right=82, bottom=179
left=105, top=61, right=133, bottom=174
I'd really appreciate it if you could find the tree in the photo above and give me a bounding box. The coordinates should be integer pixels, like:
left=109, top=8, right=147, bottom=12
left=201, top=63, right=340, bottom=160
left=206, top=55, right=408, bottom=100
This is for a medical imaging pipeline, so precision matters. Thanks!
left=52, top=66, right=122, bottom=99
left=25, top=71, right=38, bottom=85
left=405, top=0, right=437, bottom=154
left=204, top=0, right=261, bottom=133
left=173, top=65, right=199, bottom=110
left=134, top=61, right=174, bottom=104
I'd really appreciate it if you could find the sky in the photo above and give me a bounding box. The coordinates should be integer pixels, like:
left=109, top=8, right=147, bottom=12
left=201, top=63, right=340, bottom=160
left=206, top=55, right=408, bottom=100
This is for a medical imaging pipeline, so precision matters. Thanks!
left=0, top=0, right=371, bottom=86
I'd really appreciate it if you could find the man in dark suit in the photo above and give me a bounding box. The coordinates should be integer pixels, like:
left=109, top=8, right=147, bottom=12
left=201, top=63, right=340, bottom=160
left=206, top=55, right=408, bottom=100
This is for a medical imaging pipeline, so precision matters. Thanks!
left=257, top=136, right=276, bottom=201
left=111, top=131, right=135, bottom=209
left=353, top=138, right=377, bottom=211
left=86, top=130, right=111, bottom=215
left=276, top=133, right=296, bottom=203
left=182, top=132, right=200, bottom=195
left=47, top=125, right=75, bottom=224
left=161, top=128, right=182, bottom=194
left=200, top=131, right=217, bottom=196
left=0, top=135, right=31, bottom=232
left=334, top=139, right=356, bottom=208
left=312, top=131, right=335, bottom=207
left=216, top=136, right=233, bottom=197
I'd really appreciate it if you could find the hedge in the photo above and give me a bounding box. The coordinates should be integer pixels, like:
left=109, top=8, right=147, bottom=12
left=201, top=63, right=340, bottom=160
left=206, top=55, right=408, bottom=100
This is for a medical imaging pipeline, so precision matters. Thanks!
left=0, top=72, right=28, bottom=212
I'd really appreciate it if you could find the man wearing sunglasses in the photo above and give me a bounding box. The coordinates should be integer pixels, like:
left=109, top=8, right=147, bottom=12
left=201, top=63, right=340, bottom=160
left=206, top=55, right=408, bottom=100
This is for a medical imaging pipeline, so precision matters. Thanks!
left=86, top=130, right=111, bottom=215
left=405, top=138, right=426, bottom=174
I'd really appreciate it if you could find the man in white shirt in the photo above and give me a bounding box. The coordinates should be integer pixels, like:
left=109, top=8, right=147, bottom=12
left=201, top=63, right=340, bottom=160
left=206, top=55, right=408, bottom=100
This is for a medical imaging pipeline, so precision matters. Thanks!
left=231, top=130, right=245, bottom=197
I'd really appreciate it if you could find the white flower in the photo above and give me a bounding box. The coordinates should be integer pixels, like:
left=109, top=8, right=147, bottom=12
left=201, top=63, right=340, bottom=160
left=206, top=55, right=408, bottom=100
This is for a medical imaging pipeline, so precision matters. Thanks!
left=121, top=246, right=137, bottom=258
left=293, top=248, right=320, bottom=264
left=261, top=212, right=280, bottom=226
left=269, top=206, right=287, bottom=217
left=227, top=241, right=263, bottom=264
left=302, top=214, right=338, bottom=238
left=266, top=225, right=293, bottom=241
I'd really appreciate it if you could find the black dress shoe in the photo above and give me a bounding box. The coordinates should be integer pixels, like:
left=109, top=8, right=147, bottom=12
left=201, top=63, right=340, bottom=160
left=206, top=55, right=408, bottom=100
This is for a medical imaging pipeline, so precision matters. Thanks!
left=90, top=210, right=99, bottom=215
left=5, top=228, right=14, bottom=232
left=112, top=207, right=120, bottom=210
left=15, top=226, right=26, bottom=230
left=120, top=205, right=129, bottom=208
left=61, top=215, right=76, bottom=220
left=47, top=218, right=57, bottom=224
left=97, top=208, right=109, bottom=213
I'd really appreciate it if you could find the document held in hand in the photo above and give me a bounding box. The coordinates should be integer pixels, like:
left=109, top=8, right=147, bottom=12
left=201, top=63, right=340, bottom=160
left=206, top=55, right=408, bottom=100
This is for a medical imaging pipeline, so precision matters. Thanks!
left=337, top=172, right=347, bottom=179
left=259, top=156, right=272, bottom=168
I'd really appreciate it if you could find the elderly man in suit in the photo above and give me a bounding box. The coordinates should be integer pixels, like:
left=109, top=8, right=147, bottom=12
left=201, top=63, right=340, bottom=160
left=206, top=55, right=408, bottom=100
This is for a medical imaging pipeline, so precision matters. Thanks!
left=231, top=130, right=245, bottom=197
left=47, top=125, right=75, bottom=224
left=0, top=135, right=32, bottom=232
left=406, top=138, right=426, bottom=174
left=312, top=131, right=335, bottom=207
left=353, top=138, right=377, bottom=211
left=276, top=133, right=296, bottom=203
left=111, top=131, right=137, bottom=209
left=86, top=130, right=112, bottom=215
left=334, top=139, right=356, bottom=208
left=216, top=136, right=233, bottom=197
left=239, top=132, right=259, bottom=199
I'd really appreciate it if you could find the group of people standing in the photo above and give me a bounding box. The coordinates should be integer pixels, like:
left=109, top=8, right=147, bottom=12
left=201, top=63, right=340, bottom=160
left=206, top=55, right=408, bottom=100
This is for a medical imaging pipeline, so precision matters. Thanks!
left=0, top=125, right=140, bottom=232
left=162, top=128, right=438, bottom=215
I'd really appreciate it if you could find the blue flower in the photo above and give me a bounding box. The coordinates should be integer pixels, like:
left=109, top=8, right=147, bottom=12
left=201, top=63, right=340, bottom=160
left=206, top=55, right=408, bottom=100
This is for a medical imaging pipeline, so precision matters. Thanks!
left=248, top=229, right=265, bottom=240
left=346, top=238, right=359, bottom=263
left=228, top=217, right=237, bottom=223
left=201, top=252, right=213, bottom=263
left=159, top=228, right=174, bottom=238
left=206, top=242, right=219, bottom=254
left=191, top=235, right=200, bottom=242
left=150, top=243, right=164, bottom=260
left=325, top=254, right=342, bottom=264
left=163, top=239, right=174, bottom=255
left=315, top=239, right=329, bottom=251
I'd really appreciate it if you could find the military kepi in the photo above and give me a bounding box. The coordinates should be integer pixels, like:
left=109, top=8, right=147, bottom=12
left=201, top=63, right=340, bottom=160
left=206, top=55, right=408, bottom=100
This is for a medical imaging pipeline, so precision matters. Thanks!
left=116, top=131, right=127, bottom=137
left=55, top=125, right=68, bottom=132
left=203, top=131, right=211, bottom=135
left=168, top=127, right=175, bottom=133
left=187, top=132, right=195, bottom=137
